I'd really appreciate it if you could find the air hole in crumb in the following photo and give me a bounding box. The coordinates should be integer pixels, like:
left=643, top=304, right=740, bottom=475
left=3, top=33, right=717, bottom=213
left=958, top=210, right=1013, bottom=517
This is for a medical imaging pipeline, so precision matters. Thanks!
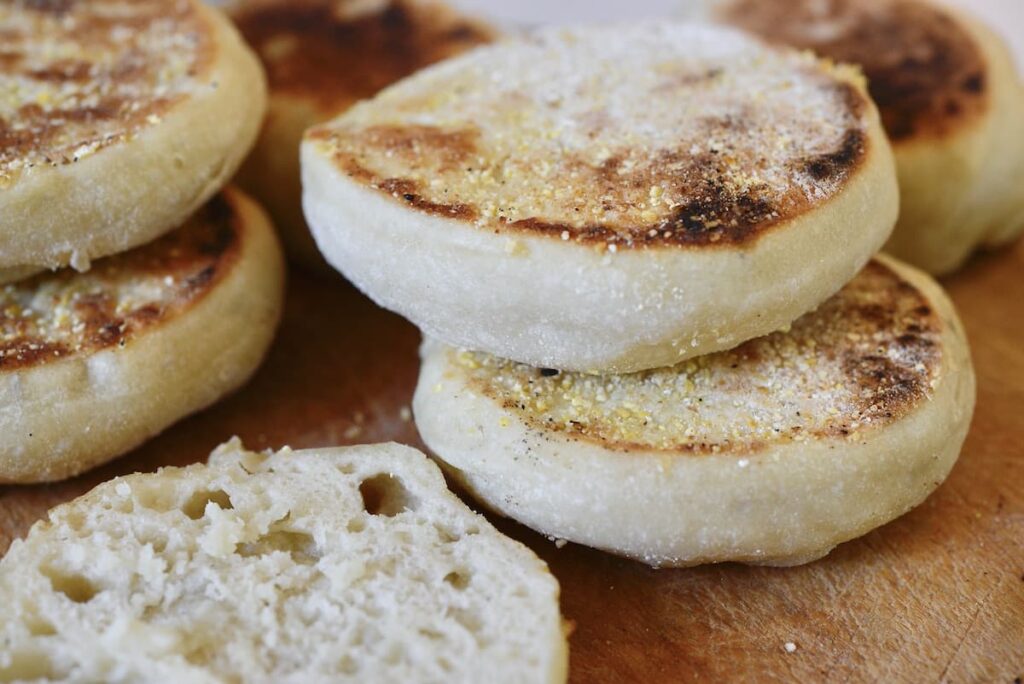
left=338, top=463, right=356, bottom=475
left=451, top=607, right=484, bottom=640
left=61, top=511, right=86, bottom=533
left=0, top=651, right=57, bottom=681
left=444, top=570, right=471, bottom=590
left=383, top=643, right=403, bottom=665
left=358, top=474, right=417, bottom=517
left=465, top=526, right=480, bottom=536
left=133, top=482, right=178, bottom=512
left=182, top=489, right=233, bottom=520
left=434, top=524, right=459, bottom=543
left=40, top=566, right=99, bottom=603
left=338, top=655, right=358, bottom=674
left=237, top=530, right=320, bottom=565
left=418, top=627, right=445, bottom=641
left=141, top=534, right=168, bottom=554
left=181, top=636, right=222, bottom=667
left=110, top=497, right=133, bottom=514
left=24, top=615, right=56, bottom=637
left=347, top=518, right=366, bottom=533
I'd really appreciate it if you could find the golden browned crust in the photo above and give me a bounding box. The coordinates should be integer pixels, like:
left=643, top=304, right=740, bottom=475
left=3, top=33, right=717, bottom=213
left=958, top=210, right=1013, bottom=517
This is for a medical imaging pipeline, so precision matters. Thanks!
left=232, top=0, right=494, bottom=114
left=718, top=0, right=990, bottom=142
left=453, top=259, right=942, bottom=453
left=0, top=0, right=215, bottom=186
left=317, top=116, right=870, bottom=246
left=310, top=24, right=875, bottom=250
left=0, top=194, right=242, bottom=370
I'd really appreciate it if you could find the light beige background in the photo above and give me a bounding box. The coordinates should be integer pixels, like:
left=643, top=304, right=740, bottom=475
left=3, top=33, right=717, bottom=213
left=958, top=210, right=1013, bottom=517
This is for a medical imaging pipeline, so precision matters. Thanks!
left=444, top=0, right=1024, bottom=73
left=210, top=1, right=1023, bottom=74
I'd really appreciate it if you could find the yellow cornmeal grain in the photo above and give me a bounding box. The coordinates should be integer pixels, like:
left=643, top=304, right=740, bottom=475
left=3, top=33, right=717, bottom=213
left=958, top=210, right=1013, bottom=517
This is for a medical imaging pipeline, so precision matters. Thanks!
left=455, top=261, right=942, bottom=452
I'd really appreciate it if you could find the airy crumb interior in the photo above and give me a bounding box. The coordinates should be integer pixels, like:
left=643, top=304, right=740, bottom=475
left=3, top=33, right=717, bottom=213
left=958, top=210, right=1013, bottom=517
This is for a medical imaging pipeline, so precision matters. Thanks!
left=0, top=443, right=561, bottom=682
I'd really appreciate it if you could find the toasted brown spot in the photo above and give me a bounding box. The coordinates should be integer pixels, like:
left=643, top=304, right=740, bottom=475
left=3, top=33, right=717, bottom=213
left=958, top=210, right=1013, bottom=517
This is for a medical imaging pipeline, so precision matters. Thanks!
left=325, top=95, right=867, bottom=248
left=503, top=187, right=779, bottom=248
left=233, top=0, right=494, bottom=113
left=313, top=25, right=872, bottom=249
left=803, top=129, right=867, bottom=180
left=719, top=0, right=989, bottom=142
left=0, top=193, right=241, bottom=370
left=25, top=59, right=92, bottom=83
left=378, top=177, right=479, bottom=220
left=455, top=259, right=942, bottom=454
left=0, top=0, right=214, bottom=185
left=356, top=124, right=480, bottom=171
left=333, top=124, right=483, bottom=219
left=655, top=67, right=725, bottom=92
left=24, top=0, right=74, bottom=14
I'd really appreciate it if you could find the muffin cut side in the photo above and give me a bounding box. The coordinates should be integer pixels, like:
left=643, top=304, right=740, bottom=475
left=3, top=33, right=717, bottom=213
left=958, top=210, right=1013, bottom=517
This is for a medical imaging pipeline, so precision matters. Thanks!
left=0, top=442, right=567, bottom=683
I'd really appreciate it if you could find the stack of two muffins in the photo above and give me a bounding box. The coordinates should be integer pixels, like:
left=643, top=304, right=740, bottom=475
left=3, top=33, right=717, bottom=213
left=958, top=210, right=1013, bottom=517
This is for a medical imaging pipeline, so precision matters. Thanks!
left=0, top=0, right=284, bottom=484
left=302, top=22, right=977, bottom=567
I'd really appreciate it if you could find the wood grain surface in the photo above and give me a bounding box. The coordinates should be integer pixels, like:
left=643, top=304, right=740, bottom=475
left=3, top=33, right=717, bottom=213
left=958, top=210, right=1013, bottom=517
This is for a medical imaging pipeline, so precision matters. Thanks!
left=1, top=239, right=1022, bottom=683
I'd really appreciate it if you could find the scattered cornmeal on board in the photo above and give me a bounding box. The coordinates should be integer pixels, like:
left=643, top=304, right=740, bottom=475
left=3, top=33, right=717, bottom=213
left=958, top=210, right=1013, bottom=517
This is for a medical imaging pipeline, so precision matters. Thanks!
left=413, top=255, right=975, bottom=568
left=302, top=21, right=900, bottom=373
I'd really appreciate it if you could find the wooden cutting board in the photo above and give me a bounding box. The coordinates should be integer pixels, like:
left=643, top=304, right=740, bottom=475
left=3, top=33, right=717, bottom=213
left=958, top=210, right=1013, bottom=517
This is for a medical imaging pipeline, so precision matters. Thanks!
left=1, top=239, right=1022, bottom=683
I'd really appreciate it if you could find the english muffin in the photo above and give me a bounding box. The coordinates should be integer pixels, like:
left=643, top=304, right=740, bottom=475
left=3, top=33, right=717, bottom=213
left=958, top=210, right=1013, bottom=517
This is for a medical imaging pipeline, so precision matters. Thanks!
left=303, top=22, right=898, bottom=373
left=0, top=440, right=567, bottom=683
left=0, top=0, right=266, bottom=281
left=414, top=256, right=975, bottom=567
left=0, top=188, right=284, bottom=484
left=231, top=0, right=494, bottom=270
left=714, top=0, right=1024, bottom=275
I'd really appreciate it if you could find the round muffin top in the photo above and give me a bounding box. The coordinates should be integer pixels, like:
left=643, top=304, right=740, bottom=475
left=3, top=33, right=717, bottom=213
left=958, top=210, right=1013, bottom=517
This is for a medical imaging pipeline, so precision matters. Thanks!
left=0, top=193, right=241, bottom=371
left=717, top=0, right=989, bottom=142
left=233, top=0, right=494, bottom=114
left=308, top=22, right=874, bottom=250
left=0, top=0, right=214, bottom=186
left=447, top=259, right=943, bottom=454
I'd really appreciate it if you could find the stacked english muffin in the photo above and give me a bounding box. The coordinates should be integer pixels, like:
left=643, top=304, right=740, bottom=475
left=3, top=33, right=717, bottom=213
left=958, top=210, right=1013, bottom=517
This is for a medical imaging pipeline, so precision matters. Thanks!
left=0, top=0, right=283, bottom=482
left=303, top=21, right=979, bottom=566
